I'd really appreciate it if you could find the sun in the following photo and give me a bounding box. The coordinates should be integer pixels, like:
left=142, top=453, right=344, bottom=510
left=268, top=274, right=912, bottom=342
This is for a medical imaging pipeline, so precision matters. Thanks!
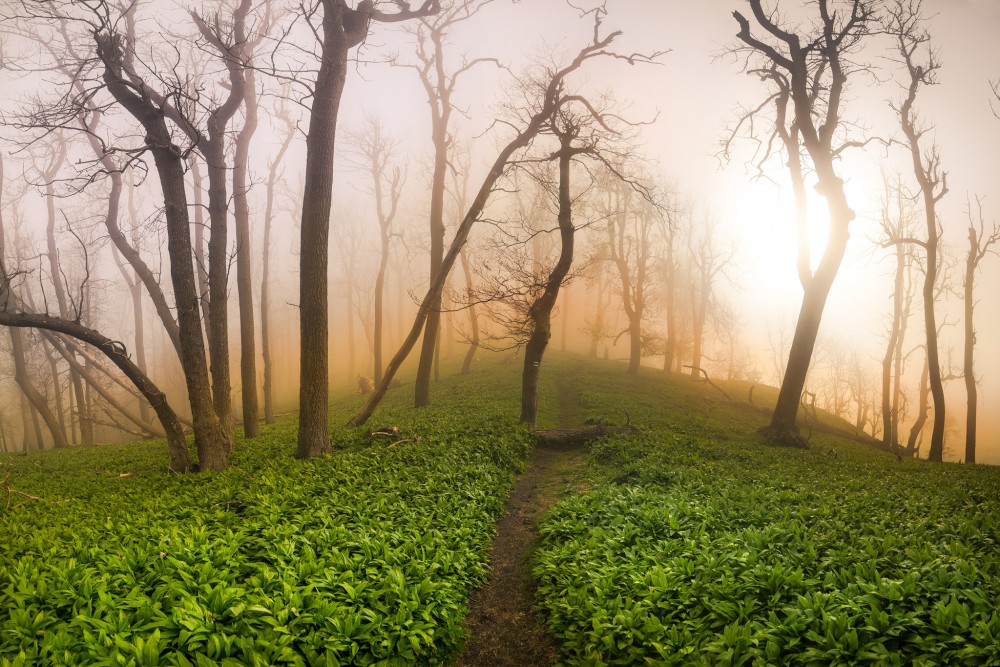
left=721, top=179, right=832, bottom=307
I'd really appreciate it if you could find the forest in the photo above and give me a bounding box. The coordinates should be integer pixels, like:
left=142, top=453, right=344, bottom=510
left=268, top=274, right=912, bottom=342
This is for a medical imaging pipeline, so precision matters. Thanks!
left=1, top=0, right=999, bottom=664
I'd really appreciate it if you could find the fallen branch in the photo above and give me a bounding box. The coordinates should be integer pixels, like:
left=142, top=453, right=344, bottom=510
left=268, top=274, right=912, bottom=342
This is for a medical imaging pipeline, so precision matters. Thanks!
left=682, top=365, right=731, bottom=400
left=2, top=475, right=41, bottom=511
left=534, top=423, right=638, bottom=448
left=386, top=438, right=418, bottom=450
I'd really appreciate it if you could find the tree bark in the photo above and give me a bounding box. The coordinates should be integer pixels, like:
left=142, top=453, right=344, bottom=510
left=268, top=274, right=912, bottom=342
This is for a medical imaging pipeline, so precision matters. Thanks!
left=881, top=237, right=905, bottom=451
left=521, top=134, right=576, bottom=426
left=905, top=356, right=930, bottom=456
left=96, top=28, right=230, bottom=469
left=234, top=64, right=260, bottom=438
left=295, top=2, right=355, bottom=459
left=413, top=28, right=452, bottom=409
left=459, top=247, right=480, bottom=374
left=964, top=230, right=976, bottom=462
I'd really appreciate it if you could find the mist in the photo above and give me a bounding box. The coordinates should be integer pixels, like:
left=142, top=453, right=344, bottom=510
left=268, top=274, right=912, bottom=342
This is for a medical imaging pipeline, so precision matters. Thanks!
left=0, top=0, right=997, bottom=464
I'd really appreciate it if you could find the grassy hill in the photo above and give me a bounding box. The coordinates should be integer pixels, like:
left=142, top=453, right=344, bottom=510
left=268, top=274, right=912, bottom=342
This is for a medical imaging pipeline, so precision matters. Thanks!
left=1, top=352, right=997, bottom=665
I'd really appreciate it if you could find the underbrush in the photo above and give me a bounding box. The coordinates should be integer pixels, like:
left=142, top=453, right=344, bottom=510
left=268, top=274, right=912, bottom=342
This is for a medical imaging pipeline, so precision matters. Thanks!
left=533, top=363, right=1000, bottom=666
left=0, top=362, right=530, bottom=666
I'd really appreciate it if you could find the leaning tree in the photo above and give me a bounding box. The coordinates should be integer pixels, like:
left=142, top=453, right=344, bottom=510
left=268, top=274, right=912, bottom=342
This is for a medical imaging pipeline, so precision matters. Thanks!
left=731, top=0, right=881, bottom=444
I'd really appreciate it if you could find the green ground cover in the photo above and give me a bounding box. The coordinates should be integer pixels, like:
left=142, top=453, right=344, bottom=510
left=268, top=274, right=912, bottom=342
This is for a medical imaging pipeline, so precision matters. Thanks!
left=0, top=363, right=530, bottom=666
left=3, top=353, right=998, bottom=666
left=533, top=362, right=1000, bottom=665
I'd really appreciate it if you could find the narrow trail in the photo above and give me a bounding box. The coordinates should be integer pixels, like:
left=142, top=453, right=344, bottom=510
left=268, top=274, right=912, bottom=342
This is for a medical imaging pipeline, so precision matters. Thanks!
left=457, top=363, right=587, bottom=666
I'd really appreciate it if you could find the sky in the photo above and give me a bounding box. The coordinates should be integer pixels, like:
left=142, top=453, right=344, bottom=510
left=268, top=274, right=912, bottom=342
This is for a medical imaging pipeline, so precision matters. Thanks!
left=1, top=0, right=998, bottom=462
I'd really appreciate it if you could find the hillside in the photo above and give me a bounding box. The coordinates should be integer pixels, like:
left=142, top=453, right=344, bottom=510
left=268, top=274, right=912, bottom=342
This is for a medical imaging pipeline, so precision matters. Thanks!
left=2, top=353, right=998, bottom=665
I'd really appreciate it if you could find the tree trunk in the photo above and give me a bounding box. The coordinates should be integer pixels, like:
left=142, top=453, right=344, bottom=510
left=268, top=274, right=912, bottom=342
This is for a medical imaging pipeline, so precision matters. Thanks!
left=346, top=278, right=357, bottom=382
left=296, top=6, right=356, bottom=460
left=414, top=122, right=448, bottom=408
left=663, top=244, right=676, bottom=374
left=767, top=157, right=853, bottom=442
left=202, top=137, right=235, bottom=437
left=690, top=280, right=705, bottom=379
left=96, top=32, right=230, bottom=468
left=459, top=247, right=479, bottom=375
left=188, top=155, right=212, bottom=329
left=113, top=243, right=153, bottom=425
left=261, top=113, right=295, bottom=425
left=46, top=341, right=73, bottom=442
left=374, top=239, right=389, bottom=385
left=520, top=138, right=575, bottom=426
left=920, top=194, right=946, bottom=462
left=964, top=227, right=977, bottom=464
left=881, top=239, right=905, bottom=451
left=234, top=67, right=260, bottom=438
left=905, top=356, right=930, bottom=456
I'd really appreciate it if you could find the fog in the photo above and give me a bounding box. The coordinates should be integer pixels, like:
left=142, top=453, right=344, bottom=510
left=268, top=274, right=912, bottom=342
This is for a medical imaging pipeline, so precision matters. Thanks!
left=0, top=0, right=997, bottom=463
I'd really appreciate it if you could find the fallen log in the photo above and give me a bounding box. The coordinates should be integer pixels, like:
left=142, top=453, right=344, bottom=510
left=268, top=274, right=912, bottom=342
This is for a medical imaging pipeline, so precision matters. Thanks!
left=534, top=423, right=638, bottom=448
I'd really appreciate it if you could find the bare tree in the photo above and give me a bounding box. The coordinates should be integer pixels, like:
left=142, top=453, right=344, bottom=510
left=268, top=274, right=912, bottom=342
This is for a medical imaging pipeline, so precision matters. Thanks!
left=230, top=1, right=276, bottom=438
left=687, top=211, right=736, bottom=380
left=347, top=8, right=659, bottom=427
left=404, top=0, right=497, bottom=408
left=447, top=143, right=480, bottom=374
left=0, top=155, right=67, bottom=449
left=601, top=178, right=656, bottom=375
left=962, top=196, right=999, bottom=463
left=731, top=0, right=880, bottom=444
left=188, top=0, right=256, bottom=439
left=291, top=0, right=440, bottom=459
left=89, top=4, right=231, bottom=468
left=348, top=116, right=405, bottom=385
left=878, top=173, right=919, bottom=452
left=887, top=0, right=948, bottom=462
left=656, top=196, right=680, bottom=373
left=518, top=93, right=620, bottom=425
left=581, top=263, right=613, bottom=359
left=260, top=102, right=297, bottom=424
left=35, top=137, right=94, bottom=445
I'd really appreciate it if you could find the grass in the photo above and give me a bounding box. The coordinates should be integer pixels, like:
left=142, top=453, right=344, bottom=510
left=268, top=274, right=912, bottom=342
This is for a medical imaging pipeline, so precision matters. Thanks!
left=532, top=359, right=1000, bottom=665
left=2, top=352, right=998, bottom=666
left=0, top=358, right=532, bottom=666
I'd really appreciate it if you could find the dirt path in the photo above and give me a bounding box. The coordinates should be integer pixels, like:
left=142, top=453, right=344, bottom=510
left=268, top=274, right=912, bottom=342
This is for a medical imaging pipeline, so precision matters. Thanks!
left=457, top=363, right=587, bottom=666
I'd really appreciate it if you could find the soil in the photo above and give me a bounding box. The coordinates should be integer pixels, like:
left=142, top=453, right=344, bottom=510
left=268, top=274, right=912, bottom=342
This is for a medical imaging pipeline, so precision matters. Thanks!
left=456, top=362, right=588, bottom=666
